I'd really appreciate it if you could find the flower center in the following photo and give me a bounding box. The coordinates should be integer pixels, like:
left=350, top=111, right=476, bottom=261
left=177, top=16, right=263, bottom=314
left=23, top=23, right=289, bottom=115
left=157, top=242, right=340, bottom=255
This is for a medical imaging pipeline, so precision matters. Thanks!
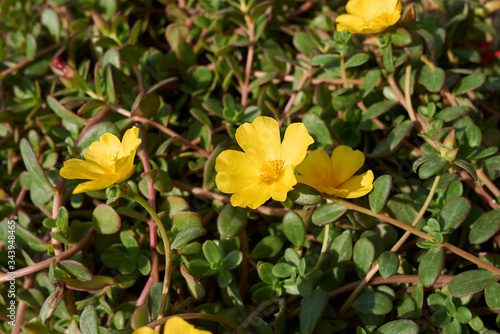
left=367, top=11, right=392, bottom=30
left=102, top=152, right=119, bottom=174
left=259, top=160, right=285, bottom=183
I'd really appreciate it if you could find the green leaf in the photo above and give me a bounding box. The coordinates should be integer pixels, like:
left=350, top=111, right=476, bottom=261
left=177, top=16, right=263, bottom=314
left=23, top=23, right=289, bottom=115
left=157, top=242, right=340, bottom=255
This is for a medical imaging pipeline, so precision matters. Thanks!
left=250, top=235, right=284, bottom=259
left=312, top=203, right=347, bottom=226
left=418, top=65, right=445, bottom=93
left=25, top=34, right=37, bottom=60
left=165, top=23, right=188, bottom=54
left=20, top=138, right=54, bottom=193
left=92, top=204, right=121, bottom=235
left=170, top=226, right=207, bottom=249
left=203, top=240, right=222, bottom=266
left=404, top=32, right=423, bottom=59
left=63, top=275, right=115, bottom=291
left=300, top=289, right=327, bottom=334
left=383, top=44, right=394, bottom=73
left=329, top=232, right=353, bottom=268
left=41, top=9, right=60, bottom=41
left=418, top=156, right=448, bottom=179
left=79, top=305, right=99, bottom=334
left=76, top=122, right=119, bottom=153
left=217, top=269, right=232, bottom=288
left=283, top=211, right=306, bottom=246
left=181, top=265, right=205, bottom=300
left=364, top=100, right=398, bottom=119
left=483, top=156, right=500, bottom=170
left=438, top=196, right=470, bottom=233
left=222, top=250, right=242, bottom=270
left=453, top=73, right=486, bottom=95
left=57, top=260, right=93, bottom=281
left=453, top=159, right=477, bottom=182
left=448, top=270, right=499, bottom=297
left=258, top=262, right=277, bottom=285
left=485, top=283, right=500, bottom=310
left=375, top=320, right=419, bottom=334
left=418, top=247, right=444, bottom=287
left=47, top=96, right=87, bottom=126
left=360, top=69, right=380, bottom=98
left=352, top=289, right=393, bottom=315
left=344, top=53, right=370, bottom=68
left=391, top=28, right=412, bottom=46
left=172, top=211, right=202, bottom=231
left=302, top=113, right=333, bottom=149
left=217, top=204, right=247, bottom=238
left=454, top=306, right=472, bottom=324
left=469, top=208, right=500, bottom=244
left=293, top=32, right=316, bottom=55
left=272, top=263, right=296, bottom=278
left=288, top=184, right=322, bottom=206
left=369, top=175, right=393, bottom=214
left=396, top=294, right=416, bottom=319
left=14, top=223, right=49, bottom=252
left=353, top=238, right=375, bottom=279
left=387, top=120, right=414, bottom=151
left=137, top=94, right=160, bottom=118
left=435, top=106, right=469, bottom=122
left=378, top=251, right=399, bottom=279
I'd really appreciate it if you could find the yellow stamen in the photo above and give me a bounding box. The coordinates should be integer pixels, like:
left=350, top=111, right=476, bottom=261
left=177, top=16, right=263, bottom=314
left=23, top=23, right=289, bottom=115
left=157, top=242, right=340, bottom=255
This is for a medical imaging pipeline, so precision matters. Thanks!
left=259, top=160, right=285, bottom=182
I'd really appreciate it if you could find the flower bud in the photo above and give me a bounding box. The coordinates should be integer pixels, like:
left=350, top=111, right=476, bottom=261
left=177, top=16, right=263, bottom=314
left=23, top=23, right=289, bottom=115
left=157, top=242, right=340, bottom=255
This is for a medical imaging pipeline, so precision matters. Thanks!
left=106, top=183, right=129, bottom=205
left=442, top=129, right=456, bottom=148
left=439, top=146, right=458, bottom=162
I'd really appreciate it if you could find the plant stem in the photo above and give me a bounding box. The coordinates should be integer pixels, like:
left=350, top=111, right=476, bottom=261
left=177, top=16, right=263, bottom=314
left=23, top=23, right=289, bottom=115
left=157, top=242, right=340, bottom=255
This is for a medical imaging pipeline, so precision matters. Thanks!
left=337, top=173, right=442, bottom=315
left=404, top=61, right=417, bottom=122
left=325, top=196, right=500, bottom=276
left=340, top=53, right=349, bottom=88
left=125, top=187, right=172, bottom=324
left=315, top=223, right=330, bottom=270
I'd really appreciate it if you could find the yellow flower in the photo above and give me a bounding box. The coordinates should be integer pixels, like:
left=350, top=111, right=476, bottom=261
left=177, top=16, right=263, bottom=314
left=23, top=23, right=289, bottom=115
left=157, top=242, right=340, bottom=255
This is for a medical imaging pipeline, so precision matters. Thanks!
left=60, top=127, right=141, bottom=194
left=132, top=317, right=212, bottom=334
left=215, top=116, right=314, bottom=209
left=336, top=0, right=402, bottom=34
left=296, top=146, right=374, bottom=198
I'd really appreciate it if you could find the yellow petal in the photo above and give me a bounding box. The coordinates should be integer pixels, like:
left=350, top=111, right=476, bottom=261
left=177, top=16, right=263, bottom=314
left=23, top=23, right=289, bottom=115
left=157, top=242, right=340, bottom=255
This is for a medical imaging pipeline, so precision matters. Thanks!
left=280, top=123, right=314, bottom=167
left=230, top=181, right=272, bottom=210
left=164, top=316, right=212, bottom=334
left=346, top=0, right=386, bottom=18
left=114, top=158, right=137, bottom=181
left=336, top=14, right=369, bottom=33
left=235, top=116, right=281, bottom=164
left=72, top=174, right=120, bottom=194
left=132, top=327, right=157, bottom=334
left=270, top=165, right=297, bottom=202
left=296, top=175, right=327, bottom=193
left=84, top=133, right=121, bottom=166
left=335, top=14, right=368, bottom=34
left=215, top=150, right=260, bottom=194
left=335, top=170, right=374, bottom=198
left=60, top=159, right=105, bottom=180
left=296, top=149, right=334, bottom=188
left=331, top=146, right=364, bottom=185
left=119, top=126, right=142, bottom=159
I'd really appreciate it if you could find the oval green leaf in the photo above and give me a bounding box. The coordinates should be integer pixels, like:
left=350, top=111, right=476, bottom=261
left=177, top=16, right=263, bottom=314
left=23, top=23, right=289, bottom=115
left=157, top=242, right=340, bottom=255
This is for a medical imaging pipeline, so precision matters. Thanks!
left=469, top=208, right=500, bottom=244
left=448, top=270, right=500, bottom=297
left=418, top=247, right=444, bottom=287
left=369, top=175, right=393, bottom=214
left=92, top=204, right=121, bottom=235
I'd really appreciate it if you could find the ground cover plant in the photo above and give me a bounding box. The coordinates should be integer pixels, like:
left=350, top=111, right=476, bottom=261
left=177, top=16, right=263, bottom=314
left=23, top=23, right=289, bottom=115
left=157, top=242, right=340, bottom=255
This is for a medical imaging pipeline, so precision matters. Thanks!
left=1, top=0, right=500, bottom=333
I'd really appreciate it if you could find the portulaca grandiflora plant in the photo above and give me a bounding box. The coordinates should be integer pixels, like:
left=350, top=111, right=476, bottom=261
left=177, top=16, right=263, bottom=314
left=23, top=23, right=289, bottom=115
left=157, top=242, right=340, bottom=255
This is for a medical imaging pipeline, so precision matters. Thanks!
left=2, top=0, right=500, bottom=333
